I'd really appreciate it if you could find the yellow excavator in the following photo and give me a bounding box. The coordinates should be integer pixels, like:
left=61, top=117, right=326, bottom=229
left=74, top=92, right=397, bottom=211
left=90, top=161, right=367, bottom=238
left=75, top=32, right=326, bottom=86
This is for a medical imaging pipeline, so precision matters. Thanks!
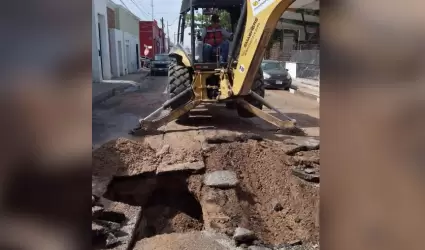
left=130, top=0, right=299, bottom=135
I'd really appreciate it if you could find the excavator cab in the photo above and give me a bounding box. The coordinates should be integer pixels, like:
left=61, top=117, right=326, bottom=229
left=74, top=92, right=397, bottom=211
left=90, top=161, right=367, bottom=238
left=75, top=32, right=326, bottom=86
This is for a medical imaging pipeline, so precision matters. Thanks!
left=130, top=0, right=299, bottom=135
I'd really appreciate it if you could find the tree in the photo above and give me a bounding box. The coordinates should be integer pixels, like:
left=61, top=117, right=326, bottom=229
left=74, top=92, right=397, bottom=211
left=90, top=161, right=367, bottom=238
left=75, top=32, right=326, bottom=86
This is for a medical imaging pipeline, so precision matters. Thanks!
left=185, top=10, right=232, bottom=32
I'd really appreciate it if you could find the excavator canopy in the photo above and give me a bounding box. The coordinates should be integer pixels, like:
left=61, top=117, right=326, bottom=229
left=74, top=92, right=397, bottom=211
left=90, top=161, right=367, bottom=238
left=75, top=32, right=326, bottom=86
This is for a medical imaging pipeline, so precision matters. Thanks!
left=180, top=0, right=243, bottom=13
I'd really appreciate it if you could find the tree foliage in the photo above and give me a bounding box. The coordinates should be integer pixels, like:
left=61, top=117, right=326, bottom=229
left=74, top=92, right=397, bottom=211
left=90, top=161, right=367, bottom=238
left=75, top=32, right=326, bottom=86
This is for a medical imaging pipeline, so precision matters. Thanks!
left=185, top=10, right=232, bottom=32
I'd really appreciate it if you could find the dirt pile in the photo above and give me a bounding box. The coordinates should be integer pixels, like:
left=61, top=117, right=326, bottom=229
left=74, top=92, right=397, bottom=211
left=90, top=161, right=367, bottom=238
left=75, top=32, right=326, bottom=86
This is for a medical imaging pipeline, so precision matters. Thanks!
left=93, top=138, right=159, bottom=176
left=93, top=138, right=203, bottom=177
left=202, top=139, right=319, bottom=245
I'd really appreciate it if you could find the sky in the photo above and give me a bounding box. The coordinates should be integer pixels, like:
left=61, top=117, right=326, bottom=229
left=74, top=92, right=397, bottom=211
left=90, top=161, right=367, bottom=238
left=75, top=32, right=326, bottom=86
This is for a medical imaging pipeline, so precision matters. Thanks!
left=111, top=0, right=191, bottom=48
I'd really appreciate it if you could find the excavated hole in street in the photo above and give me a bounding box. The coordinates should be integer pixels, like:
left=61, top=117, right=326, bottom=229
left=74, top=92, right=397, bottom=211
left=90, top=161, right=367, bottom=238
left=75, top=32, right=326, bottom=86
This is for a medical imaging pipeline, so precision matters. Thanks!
left=104, top=172, right=204, bottom=241
left=94, top=137, right=319, bottom=248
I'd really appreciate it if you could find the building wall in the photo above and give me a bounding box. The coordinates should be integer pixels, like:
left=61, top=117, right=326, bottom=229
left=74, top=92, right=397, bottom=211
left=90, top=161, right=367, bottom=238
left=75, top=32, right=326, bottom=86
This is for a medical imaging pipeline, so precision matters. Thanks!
left=123, top=32, right=140, bottom=73
left=109, top=28, right=123, bottom=77
left=116, top=8, right=139, bottom=37
left=92, top=0, right=112, bottom=82
left=107, top=7, right=115, bottom=29
left=139, top=20, right=161, bottom=58
left=106, top=1, right=140, bottom=75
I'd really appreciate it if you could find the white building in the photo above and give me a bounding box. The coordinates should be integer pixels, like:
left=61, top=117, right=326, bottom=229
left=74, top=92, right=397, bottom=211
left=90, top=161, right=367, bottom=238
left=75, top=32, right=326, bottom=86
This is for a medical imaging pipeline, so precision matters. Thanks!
left=92, top=0, right=112, bottom=82
left=107, top=1, right=141, bottom=78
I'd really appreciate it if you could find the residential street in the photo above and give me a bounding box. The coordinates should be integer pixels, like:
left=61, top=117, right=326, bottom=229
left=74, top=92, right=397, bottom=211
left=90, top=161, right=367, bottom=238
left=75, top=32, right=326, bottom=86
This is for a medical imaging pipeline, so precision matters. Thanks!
left=92, top=75, right=320, bottom=149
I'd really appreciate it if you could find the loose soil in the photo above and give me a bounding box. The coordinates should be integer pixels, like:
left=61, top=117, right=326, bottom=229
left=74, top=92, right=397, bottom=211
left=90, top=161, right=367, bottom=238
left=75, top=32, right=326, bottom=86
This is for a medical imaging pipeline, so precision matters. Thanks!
left=203, top=140, right=319, bottom=245
left=92, top=136, right=319, bottom=248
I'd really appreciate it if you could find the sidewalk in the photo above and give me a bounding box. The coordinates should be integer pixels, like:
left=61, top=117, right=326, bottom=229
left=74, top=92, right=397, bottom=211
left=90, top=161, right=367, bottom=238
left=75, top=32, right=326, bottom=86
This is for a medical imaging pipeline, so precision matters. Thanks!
left=290, top=78, right=320, bottom=102
left=93, top=68, right=150, bottom=105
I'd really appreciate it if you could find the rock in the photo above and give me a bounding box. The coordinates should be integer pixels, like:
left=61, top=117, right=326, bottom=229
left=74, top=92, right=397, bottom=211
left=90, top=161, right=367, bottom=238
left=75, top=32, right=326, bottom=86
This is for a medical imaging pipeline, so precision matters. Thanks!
left=288, top=240, right=302, bottom=246
left=92, top=205, right=104, bottom=218
left=106, top=233, right=119, bottom=247
left=239, top=243, right=249, bottom=248
left=156, top=161, right=205, bottom=174
left=204, top=170, right=239, bottom=188
left=294, top=217, right=301, bottom=223
left=94, top=219, right=121, bottom=231
left=92, top=195, right=98, bottom=205
left=272, top=200, right=284, bottom=212
left=292, top=168, right=320, bottom=183
left=248, top=246, right=272, bottom=250
left=233, top=227, right=256, bottom=243
left=156, top=144, right=170, bottom=157
left=303, top=167, right=316, bottom=174
left=285, top=137, right=320, bottom=155
left=92, top=222, right=106, bottom=235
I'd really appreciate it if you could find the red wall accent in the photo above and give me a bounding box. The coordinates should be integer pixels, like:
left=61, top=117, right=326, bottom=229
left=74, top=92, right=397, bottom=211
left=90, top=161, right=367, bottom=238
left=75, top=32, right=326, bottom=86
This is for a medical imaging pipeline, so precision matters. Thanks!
left=139, top=20, right=166, bottom=58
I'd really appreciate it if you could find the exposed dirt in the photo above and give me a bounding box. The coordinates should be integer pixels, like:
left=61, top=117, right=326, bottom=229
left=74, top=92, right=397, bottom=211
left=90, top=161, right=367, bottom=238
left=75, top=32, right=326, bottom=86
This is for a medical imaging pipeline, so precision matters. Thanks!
left=92, top=138, right=159, bottom=176
left=203, top=139, right=320, bottom=245
left=92, top=136, right=319, bottom=249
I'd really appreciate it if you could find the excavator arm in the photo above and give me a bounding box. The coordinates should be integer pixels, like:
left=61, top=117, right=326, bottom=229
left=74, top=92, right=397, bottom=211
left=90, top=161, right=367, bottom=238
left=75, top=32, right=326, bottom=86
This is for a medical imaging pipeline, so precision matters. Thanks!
left=231, top=0, right=295, bottom=95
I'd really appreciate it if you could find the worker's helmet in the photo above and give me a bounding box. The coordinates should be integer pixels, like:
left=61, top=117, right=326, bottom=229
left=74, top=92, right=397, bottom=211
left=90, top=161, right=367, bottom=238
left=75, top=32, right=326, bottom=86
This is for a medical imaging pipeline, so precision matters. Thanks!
left=211, top=14, right=220, bottom=23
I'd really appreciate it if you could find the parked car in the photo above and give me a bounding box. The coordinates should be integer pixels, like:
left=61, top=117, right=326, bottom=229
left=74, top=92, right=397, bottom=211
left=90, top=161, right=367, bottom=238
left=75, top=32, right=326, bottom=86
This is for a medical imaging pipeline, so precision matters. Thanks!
left=261, top=60, right=292, bottom=90
left=150, top=54, right=171, bottom=76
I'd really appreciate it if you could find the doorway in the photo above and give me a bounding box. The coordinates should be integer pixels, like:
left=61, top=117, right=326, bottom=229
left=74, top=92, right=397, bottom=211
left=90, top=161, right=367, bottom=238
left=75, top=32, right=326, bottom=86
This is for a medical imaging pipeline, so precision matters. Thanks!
left=136, top=44, right=140, bottom=69
left=125, top=43, right=130, bottom=74
left=97, top=21, right=103, bottom=79
left=118, top=41, right=124, bottom=76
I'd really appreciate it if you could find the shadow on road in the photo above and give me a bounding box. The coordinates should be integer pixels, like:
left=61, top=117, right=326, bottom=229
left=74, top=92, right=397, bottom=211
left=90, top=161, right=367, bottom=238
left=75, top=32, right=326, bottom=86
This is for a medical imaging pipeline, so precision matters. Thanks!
left=269, top=112, right=319, bottom=128
left=130, top=105, right=311, bottom=141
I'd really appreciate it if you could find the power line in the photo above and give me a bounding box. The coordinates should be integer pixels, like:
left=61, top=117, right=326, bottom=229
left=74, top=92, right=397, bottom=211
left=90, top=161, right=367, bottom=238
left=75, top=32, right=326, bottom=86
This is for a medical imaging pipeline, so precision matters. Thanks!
left=118, top=0, right=149, bottom=20
left=130, top=0, right=151, bottom=18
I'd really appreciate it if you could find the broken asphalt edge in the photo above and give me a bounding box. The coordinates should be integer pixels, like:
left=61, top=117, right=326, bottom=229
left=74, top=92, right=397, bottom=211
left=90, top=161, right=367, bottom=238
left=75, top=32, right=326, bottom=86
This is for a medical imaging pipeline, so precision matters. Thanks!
left=92, top=71, right=150, bottom=105
left=289, top=87, right=320, bottom=103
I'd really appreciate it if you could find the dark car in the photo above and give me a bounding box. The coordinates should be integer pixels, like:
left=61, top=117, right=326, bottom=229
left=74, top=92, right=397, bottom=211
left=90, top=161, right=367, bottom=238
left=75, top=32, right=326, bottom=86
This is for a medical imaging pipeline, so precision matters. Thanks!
left=261, top=60, right=292, bottom=90
left=150, top=54, right=171, bottom=76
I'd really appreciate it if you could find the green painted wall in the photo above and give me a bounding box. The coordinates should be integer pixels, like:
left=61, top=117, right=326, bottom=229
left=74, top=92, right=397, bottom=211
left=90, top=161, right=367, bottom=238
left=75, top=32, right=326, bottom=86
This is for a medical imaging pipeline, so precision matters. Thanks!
left=115, top=7, right=139, bottom=37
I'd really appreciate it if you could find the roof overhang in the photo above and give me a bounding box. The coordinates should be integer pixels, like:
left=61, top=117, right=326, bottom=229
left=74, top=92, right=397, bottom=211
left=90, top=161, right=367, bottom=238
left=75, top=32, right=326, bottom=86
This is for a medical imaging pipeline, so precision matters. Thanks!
left=280, top=0, right=319, bottom=29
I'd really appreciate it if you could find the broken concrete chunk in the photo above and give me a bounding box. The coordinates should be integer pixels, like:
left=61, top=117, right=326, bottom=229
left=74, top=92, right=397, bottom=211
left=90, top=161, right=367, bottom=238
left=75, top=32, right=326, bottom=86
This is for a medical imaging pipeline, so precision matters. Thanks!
left=92, top=222, right=106, bottom=235
left=206, top=133, right=263, bottom=144
left=284, top=137, right=320, bottom=155
left=292, top=168, right=320, bottom=183
left=204, top=170, right=239, bottom=188
left=106, top=232, right=120, bottom=247
left=248, top=246, right=272, bottom=250
left=156, top=161, right=205, bottom=174
left=92, top=176, right=113, bottom=197
left=288, top=240, right=303, bottom=246
left=303, top=168, right=316, bottom=174
left=233, top=227, right=256, bottom=243
left=93, top=219, right=121, bottom=231
left=299, top=138, right=319, bottom=148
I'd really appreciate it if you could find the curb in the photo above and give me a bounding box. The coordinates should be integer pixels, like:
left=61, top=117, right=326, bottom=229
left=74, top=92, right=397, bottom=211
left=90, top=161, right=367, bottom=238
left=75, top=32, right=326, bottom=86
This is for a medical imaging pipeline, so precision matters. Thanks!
left=289, top=88, right=320, bottom=103
left=92, top=72, right=149, bottom=105
left=92, top=84, right=133, bottom=105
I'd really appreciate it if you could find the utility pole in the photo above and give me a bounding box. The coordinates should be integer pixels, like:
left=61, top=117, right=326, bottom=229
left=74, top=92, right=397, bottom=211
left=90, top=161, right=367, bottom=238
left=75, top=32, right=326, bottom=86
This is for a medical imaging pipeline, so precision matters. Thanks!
left=167, top=21, right=170, bottom=52
left=151, top=0, right=154, bottom=57
left=160, top=17, right=165, bottom=53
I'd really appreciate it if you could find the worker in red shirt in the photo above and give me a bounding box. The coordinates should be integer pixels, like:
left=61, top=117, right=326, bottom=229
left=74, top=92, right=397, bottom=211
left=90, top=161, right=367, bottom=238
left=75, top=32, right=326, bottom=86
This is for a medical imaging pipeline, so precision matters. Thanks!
left=199, top=14, right=233, bottom=63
